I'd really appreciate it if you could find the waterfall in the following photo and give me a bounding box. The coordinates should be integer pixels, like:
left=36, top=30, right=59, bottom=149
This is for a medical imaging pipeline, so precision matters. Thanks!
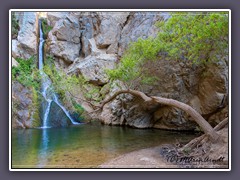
left=38, top=19, right=80, bottom=128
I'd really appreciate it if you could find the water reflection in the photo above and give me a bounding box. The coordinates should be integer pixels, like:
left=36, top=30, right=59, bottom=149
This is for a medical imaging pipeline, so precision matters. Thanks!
left=12, top=123, right=198, bottom=168
left=37, top=128, right=49, bottom=167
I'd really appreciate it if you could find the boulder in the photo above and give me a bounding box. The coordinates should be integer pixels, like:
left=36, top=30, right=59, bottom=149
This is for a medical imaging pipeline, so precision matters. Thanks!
left=68, top=53, right=117, bottom=85
left=51, top=18, right=80, bottom=43
left=197, top=60, right=228, bottom=115
left=49, top=41, right=80, bottom=63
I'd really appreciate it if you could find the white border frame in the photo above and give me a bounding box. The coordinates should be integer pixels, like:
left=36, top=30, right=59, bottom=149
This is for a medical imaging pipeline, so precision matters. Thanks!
left=9, top=9, right=231, bottom=171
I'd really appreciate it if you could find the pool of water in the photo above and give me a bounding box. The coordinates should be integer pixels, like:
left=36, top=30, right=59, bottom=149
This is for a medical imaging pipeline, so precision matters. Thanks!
left=12, top=122, right=198, bottom=168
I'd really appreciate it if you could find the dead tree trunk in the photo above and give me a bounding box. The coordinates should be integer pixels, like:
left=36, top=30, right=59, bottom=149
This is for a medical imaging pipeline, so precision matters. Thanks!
left=99, top=89, right=219, bottom=142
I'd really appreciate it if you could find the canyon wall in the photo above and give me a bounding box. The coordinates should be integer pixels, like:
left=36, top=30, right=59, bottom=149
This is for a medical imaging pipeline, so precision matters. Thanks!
left=12, top=11, right=228, bottom=130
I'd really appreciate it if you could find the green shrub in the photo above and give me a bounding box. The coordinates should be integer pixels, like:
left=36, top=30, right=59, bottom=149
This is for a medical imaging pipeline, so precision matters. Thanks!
left=12, top=56, right=41, bottom=90
left=108, top=12, right=229, bottom=87
left=44, top=55, right=86, bottom=99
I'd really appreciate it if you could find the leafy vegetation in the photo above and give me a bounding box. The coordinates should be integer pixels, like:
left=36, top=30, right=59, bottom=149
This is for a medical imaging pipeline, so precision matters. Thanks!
left=12, top=56, right=41, bottom=89
left=107, top=12, right=228, bottom=87
left=11, top=12, right=19, bottom=38
left=43, top=55, right=85, bottom=99
left=155, top=12, right=228, bottom=64
left=41, top=18, right=52, bottom=38
left=31, top=87, right=41, bottom=127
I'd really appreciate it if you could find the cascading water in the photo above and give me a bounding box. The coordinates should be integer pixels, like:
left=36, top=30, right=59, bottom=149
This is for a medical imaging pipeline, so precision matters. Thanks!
left=38, top=19, right=79, bottom=128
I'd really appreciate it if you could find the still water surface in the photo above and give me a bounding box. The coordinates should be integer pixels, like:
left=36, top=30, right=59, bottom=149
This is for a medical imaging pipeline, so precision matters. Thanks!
left=12, top=122, right=198, bottom=168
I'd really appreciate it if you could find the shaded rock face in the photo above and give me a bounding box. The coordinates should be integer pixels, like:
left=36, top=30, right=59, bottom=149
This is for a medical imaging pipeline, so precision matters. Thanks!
left=12, top=12, right=38, bottom=59
left=12, top=82, right=33, bottom=128
left=79, top=13, right=100, bottom=57
left=47, top=101, right=72, bottom=127
left=100, top=58, right=228, bottom=130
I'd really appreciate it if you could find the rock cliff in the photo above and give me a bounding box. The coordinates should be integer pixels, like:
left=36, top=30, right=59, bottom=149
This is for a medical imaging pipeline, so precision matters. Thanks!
left=12, top=12, right=38, bottom=59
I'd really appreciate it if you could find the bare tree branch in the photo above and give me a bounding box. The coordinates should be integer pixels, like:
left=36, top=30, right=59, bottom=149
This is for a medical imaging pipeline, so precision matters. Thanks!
left=97, top=89, right=220, bottom=142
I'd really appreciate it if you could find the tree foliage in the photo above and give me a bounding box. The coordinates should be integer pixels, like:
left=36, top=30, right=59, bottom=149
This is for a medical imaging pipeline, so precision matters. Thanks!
left=108, top=12, right=229, bottom=87
left=156, top=12, right=228, bottom=64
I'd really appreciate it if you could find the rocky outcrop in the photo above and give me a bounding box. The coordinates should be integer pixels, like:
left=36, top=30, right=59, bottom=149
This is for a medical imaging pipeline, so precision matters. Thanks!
left=79, top=12, right=100, bottom=57
left=49, top=41, right=80, bottom=63
left=68, top=38, right=117, bottom=85
left=12, top=12, right=38, bottom=59
left=44, top=11, right=228, bottom=131
left=48, top=13, right=81, bottom=64
left=47, top=101, right=72, bottom=127
left=118, top=12, right=169, bottom=56
left=51, top=18, right=81, bottom=43
left=12, top=82, right=33, bottom=128
left=47, top=12, right=123, bottom=84
left=95, top=12, right=130, bottom=54
left=47, top=12, right=69, bottom=27
left=68, top=53, right=117, bottom=85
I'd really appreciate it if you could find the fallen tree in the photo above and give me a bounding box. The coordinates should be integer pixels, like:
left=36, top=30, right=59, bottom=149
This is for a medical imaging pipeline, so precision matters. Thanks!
left=179, top=117, right=228, bottom=151
left=98, top=89, right=220, bottom=142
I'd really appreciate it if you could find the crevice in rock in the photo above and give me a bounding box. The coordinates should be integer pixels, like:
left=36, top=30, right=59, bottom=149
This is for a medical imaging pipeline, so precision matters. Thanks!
left=121, top=13, right=133, bottom=29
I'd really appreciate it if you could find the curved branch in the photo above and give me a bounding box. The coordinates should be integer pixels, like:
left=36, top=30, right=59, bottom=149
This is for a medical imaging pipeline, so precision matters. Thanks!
left=151, top=96, right=219, bottom=141
left=98, top=89, right=219, bottom=142
left=100, top=89, right=152, bottom=109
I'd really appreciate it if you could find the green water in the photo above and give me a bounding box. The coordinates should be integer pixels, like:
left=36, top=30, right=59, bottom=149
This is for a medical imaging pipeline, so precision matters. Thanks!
left=12, top=122, right=198, bottom=168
